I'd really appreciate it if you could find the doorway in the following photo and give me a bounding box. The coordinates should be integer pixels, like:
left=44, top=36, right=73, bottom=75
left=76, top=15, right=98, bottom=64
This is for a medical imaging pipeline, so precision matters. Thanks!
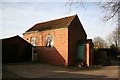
left=76, top=42, right=85, bottom=66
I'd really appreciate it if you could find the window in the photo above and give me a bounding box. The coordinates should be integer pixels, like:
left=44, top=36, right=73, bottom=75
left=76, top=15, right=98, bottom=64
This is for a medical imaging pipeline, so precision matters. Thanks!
left=46, top=34, right=54, bottom=48
left=30, top=37, right=36, bottom=46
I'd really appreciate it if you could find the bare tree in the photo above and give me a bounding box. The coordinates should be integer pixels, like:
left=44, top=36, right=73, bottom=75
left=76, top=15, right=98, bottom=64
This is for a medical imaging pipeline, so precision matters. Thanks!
left=107, top=26, right=120, bottom=49
left=67, top=0, right=120, bottom=22
left=93, top=37, right=108, bottom=49
left=66, top=0, right=85, bottom=13
left=99, top=0, right=120, bottom=21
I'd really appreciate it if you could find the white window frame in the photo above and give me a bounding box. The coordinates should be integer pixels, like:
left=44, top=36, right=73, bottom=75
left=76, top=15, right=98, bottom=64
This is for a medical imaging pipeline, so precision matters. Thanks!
left=30, top=36, right=36, bottom=46
left=46, top=34, right=54, bottom=47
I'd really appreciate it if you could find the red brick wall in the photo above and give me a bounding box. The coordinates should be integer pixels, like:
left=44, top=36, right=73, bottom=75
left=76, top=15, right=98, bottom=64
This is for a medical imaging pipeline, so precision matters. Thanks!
left=85, top=43, right=90, bottom=66
left=84, top=40, right=94, bottom=66
left=68, top=16, right=87, bottom=66
left=23, top=32, right=39, bottom=46
left=23, top=28, right=68, bottom=66
left=34, top=46, right=66, bottom=66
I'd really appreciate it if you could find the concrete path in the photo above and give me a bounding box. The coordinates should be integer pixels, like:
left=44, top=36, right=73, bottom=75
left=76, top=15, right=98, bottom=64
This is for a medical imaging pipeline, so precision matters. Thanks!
left=2, top=62, right=119, bottom=79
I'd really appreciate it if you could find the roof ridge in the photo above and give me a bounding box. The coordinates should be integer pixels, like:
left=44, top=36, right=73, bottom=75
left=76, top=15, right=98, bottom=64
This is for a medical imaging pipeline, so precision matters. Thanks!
left=2, top=35, right=20, bottom=40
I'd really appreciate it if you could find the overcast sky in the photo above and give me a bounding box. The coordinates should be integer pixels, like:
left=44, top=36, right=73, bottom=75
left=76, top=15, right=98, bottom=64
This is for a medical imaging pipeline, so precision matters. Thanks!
left=0, top=1, right=117, bottom=39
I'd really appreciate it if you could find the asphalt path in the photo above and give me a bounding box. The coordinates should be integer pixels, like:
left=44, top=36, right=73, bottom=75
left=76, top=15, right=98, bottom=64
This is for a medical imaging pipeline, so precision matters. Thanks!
left=2, top=62, right=119, bottom=79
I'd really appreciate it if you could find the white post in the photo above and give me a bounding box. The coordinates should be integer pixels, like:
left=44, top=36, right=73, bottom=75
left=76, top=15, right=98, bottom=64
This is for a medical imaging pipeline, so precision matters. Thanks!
left=32, top=47, right=34, bottom=62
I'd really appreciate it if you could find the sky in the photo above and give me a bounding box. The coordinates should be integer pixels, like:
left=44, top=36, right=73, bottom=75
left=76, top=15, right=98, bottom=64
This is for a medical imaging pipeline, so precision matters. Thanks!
left=0, top=1, right=117, bottom=40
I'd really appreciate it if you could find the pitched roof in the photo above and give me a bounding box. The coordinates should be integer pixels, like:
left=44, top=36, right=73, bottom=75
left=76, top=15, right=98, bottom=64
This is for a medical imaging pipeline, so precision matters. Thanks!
left=25, top=15, right=77, bottom=32
left=2, top=35, right=34, bottom=47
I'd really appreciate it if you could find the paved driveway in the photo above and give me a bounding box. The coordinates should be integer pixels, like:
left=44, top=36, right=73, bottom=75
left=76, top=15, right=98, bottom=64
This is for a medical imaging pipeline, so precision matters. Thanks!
left=2, top=62, right=119, bottom=79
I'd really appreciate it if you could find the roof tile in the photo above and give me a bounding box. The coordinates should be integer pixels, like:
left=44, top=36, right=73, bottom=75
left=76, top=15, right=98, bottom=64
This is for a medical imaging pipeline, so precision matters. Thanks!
left=25, top=15, right=76, bottom=32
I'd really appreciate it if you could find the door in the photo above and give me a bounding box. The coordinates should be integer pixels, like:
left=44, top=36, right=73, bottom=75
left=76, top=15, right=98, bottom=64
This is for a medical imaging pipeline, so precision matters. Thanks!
left=76, top=43, right=84, bottom=60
